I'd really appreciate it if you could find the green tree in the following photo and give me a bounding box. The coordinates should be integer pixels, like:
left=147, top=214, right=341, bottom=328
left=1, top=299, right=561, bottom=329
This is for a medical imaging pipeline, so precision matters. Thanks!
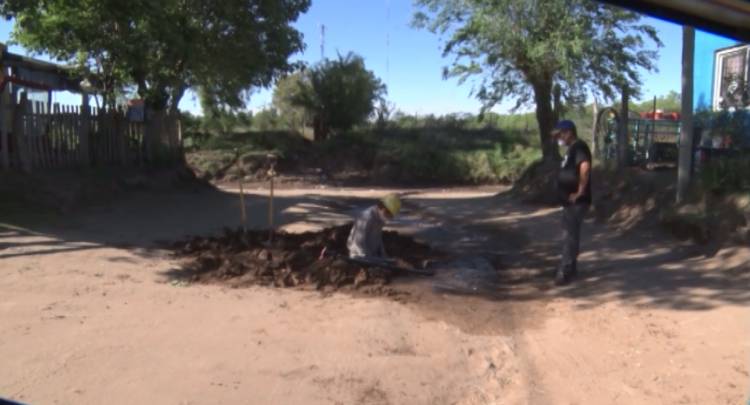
left=413, top=0, right=661, bottom=161
left=252, top=108, right=283, bottom=132
left=3, top=0, right=310, bottom=113
left=630, top=91, right=681, bottom=113
left=279, top=53, right=386, bottom=140
left=273, top=71, right=310, bottom=132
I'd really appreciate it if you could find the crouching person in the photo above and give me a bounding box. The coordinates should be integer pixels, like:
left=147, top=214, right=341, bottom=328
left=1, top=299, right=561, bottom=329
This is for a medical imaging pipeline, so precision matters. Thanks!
left=347, top=194, right=401, bottom=259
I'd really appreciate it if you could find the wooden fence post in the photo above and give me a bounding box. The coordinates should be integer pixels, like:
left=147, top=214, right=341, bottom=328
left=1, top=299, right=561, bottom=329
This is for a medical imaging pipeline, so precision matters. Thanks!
left=80, top=94, right=91, bottom=166
left=117, top=108, right=129, bottom=166
left=13, top=93, right=31, bottom=172
left=144, top=108, right=155, bottom=162
left=146, top=109, right=165, bottom=163
left=176, top=115, right=184, bottom=163
left=0, top=95, right=9, bottom=169
left=0, top=43, right=6, bottom=168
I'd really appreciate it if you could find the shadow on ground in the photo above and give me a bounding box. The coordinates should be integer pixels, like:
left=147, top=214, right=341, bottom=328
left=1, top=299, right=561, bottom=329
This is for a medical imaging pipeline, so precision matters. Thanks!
left=1, top=185, right=747, bottom=312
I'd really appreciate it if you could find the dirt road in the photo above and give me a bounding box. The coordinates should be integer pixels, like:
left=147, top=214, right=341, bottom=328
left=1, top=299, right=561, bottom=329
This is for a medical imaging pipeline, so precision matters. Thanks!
left=1, top=186, right=748, bottom=404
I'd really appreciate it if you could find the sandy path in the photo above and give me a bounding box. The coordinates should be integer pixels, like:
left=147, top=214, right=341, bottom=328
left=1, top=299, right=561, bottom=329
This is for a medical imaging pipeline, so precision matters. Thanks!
left=1, top=186, right=748, bottom=404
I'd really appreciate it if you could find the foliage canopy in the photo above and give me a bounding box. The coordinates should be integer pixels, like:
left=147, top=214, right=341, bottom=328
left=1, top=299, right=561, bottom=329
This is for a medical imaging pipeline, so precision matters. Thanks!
left=413, top=0, right=662, bottom=159
left=273, top=53, right=386, bottom=140
left=2, top=0, right=310, bottom=112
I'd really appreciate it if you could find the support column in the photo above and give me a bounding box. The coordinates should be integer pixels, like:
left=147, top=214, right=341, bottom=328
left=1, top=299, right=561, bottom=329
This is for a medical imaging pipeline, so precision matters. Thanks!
left=618, top=86, right=630, bottom=170
left=0, top=43, right=8, bottom=169
left=677, top=26, right=695, bottom=203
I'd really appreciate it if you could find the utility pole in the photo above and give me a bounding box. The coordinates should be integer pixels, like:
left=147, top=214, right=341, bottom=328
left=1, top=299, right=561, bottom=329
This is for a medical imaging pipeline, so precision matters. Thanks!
left=677, top=25, right=695, bottom=203
left=386, top=0, right=391, bottom=89
left=320, top=24, right=326, bottom=61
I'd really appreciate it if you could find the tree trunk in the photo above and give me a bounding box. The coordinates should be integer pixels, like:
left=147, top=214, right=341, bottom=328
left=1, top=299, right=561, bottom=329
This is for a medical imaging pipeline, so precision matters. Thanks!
left=533, top=82, right=559, bottom=161
left=677, top=25, right=695, bottom=203
left=591, top=98, right=599, bottom=161
left=312, top=115, right=329, bottom=141
left=552, top=83, right=562, bottom=123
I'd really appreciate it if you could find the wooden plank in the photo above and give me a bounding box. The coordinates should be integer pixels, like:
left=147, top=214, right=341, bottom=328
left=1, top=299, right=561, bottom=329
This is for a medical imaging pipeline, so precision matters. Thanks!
left=36, top=105, right=43, bottom=169
left=27, top=102, right=34, bottom=169
left=116, top=111, right=122, bottom=164
left=39, top=102, right=46, bottom=169
left=39, top=102, right=49, bottom=169
left=98, top=112, right=104, bottom=165
left=101, top=112, right=108, bottom=164
left=49, top=104, right=55, bottom=167
left=52, top=103, right=60, bottom=167
left=0, top=96, right=8, bottom=169
left=61, top=105, right=68, bottom=166
left=107, top=112, right=113, bottom=164
left=12, top=94, right=27, bottom=171
left=52, top=103, right=61, bottom=166
left=112, top=111, right=118, bottom=164
left=79, top=102, right=90, bottom=166
left=35, top=104, right=42, bottom=169
left=38, top=102, right=47, bottom=169
left=30, top=102, right=39, bottom=169
left=68, top=105, right=76, bottom=166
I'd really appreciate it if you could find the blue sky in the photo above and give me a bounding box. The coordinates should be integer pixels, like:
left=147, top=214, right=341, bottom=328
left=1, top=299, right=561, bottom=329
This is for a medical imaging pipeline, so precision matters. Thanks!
left=0, top=1, right=684, bottom=115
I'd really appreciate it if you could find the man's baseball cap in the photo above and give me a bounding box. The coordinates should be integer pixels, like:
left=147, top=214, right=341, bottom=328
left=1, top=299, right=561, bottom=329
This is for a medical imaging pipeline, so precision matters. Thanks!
left=552, top=120, right=576, bottom=134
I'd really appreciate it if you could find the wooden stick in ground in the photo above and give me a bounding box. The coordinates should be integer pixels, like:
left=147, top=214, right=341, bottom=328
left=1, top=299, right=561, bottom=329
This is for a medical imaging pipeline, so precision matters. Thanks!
left=268, top=175, right=274, bottom=242
left=238, top=177, right=247, bottom=232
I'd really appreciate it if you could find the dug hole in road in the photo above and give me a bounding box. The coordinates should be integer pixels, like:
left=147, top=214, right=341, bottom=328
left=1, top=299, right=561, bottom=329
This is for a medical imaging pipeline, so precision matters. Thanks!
left=1, top=185, right=748, bottom=405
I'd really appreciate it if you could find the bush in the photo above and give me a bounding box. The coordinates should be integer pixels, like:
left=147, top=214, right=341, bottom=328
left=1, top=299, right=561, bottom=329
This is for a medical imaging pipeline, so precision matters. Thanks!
left=699, top=155, right=750, bottom=193
left=274, top=52, right=386, bottom=140
left=186, top=126, right=539, bottom=185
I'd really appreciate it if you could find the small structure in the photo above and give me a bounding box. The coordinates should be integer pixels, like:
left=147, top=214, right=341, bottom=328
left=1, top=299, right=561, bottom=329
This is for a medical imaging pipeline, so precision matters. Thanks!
left=0, top=43, right=181, bottom=171
left=693, top=32, right=746, bottom=111
left=594, top=30, right=750, bottom=166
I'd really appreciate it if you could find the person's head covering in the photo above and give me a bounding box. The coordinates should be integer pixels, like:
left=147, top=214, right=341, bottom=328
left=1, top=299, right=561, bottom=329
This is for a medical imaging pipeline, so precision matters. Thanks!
left=552, top=120, right=577, bottom=136
left=380, top=194, right=401, bottom=216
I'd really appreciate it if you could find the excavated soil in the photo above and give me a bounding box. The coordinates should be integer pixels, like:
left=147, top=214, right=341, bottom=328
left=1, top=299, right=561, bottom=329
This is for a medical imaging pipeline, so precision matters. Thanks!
left=170, top=225, right=436, bottom=291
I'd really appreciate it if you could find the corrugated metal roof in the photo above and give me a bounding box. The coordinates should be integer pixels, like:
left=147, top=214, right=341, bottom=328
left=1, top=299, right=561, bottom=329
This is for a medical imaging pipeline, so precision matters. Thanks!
left=1, top=48, right=82, bottom=92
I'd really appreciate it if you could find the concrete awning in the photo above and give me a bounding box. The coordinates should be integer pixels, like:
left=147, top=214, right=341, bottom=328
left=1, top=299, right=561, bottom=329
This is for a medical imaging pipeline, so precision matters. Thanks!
left=600, top=0, right=750, bottom=41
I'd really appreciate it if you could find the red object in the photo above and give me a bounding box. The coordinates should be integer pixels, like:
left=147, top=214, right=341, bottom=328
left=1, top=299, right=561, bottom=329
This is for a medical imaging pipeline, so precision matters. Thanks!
left=640, top=111, right=680, bottom=121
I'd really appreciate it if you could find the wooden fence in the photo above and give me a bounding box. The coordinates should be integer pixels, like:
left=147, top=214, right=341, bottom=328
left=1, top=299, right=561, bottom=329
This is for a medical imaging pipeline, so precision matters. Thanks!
left=0, top=94, right=181, bottom=171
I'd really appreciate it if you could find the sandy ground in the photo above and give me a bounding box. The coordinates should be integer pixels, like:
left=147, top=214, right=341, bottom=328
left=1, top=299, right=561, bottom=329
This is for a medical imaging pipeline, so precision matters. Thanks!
left=1, top=185, right=748, bottom=405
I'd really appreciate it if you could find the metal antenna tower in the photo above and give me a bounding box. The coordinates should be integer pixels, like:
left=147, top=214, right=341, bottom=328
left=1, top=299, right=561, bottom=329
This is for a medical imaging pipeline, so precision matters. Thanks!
left=320, top=24, right=326, bottom=60
left=385, top=0, right=391, bottom=88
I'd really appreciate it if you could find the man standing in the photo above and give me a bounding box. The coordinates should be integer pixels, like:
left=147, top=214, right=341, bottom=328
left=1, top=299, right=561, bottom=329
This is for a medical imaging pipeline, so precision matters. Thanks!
left=553, top=120, right=592, bottom=285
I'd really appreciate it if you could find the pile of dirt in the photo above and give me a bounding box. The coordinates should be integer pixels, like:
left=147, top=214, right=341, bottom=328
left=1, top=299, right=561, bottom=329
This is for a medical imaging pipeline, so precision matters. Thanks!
left=511, top=159, right=561, bottom=206
left=171, top=225, right=435, bottom=291
left=661, top=192, right=750, bottom=245
left=593, top=168, right=676, bottom=230
left=592, top=168, right=750, bottom=245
